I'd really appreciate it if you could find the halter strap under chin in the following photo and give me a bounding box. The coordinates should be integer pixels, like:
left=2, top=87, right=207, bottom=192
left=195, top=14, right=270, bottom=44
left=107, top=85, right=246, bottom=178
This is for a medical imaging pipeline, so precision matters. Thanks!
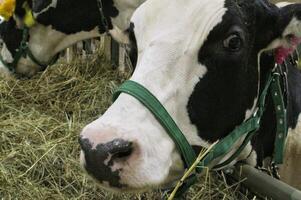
left=113, top=65, right=287, bottom=197
left=0, top=27, right=59, bottom=74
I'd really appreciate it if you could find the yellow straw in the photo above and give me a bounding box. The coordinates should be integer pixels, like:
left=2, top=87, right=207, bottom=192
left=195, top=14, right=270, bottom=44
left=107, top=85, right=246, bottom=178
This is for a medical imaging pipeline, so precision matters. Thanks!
left=168, top=141, right=219, bottom=200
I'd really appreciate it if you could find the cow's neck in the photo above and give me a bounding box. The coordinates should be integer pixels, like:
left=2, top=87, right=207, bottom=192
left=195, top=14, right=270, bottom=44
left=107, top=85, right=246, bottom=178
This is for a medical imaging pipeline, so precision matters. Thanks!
left=27, top=24, right=100, bottom=63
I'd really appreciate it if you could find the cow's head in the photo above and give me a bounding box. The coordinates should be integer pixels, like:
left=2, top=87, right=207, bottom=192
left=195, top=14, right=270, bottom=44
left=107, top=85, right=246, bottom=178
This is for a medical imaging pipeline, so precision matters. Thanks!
left=0, top=0, right=130, bottom=77
left=79, top=0, right=301, bottom=192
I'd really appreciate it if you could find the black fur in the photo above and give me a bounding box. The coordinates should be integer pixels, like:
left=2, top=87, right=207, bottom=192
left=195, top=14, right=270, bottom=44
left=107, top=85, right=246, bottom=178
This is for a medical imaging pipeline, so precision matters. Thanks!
left=33, top=0, right=119, bottom=34
left=79, top=138, right=128, bottom=188
left=187, top=0, right=301, bottom=166
left=0, top=19, right=23, bottom=57
left=32, top=0, right=52, bottom=13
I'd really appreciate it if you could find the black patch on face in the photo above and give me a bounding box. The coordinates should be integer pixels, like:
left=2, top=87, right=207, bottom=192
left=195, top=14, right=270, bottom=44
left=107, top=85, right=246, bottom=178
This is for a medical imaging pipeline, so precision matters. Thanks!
left=186, top=0, right=301, bottom=166
left=0, top=19, right=23, bottom=57
left=187, top=0, right=281, bottom=143
left=33, top=0, right=119, bottom=34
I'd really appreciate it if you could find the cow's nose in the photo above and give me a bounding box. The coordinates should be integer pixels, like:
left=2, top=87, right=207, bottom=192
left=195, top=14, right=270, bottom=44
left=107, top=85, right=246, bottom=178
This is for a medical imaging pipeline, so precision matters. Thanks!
left=79, top=137, right=133, bottom=187
left=79, top=137, right=133, bottom=160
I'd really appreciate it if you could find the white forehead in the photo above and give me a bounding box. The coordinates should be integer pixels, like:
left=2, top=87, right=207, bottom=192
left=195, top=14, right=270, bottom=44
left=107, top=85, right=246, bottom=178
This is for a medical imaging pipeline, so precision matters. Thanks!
left=131, top=0, right=227, bottom=52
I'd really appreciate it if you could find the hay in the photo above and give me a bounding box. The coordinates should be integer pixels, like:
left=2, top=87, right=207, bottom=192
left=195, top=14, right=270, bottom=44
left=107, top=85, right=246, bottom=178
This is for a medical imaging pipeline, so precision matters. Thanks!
left=0, top=47, right=246, bottom=199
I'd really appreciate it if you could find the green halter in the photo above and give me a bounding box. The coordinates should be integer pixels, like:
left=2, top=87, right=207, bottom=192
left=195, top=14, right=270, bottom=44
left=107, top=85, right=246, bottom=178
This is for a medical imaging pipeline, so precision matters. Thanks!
left=0, top=27, right=59, bottom=74
left=113, top=66, right=288, bottom=197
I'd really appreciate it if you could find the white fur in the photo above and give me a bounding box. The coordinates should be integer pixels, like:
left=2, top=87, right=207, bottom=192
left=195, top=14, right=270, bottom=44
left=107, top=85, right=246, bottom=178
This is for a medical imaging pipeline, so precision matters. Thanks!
left=0, top=43, right=14, bottom=77
left=283, top=17, right=301, bottom=38
left=112, top=0, right=146, bottom=32
left=276, top=2, right=293, bottom=8
left=81, top=0, right=227, bottom=190
left=0, top=64, right=11, bottom=78
left=1, top=43, right=13, bottom=63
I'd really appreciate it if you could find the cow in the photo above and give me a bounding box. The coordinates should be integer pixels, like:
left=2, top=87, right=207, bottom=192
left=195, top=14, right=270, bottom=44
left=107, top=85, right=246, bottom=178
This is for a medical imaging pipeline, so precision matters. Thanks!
left=79, top=0, right=301, bottom=193
left=0, top=0, right=144, bottom=77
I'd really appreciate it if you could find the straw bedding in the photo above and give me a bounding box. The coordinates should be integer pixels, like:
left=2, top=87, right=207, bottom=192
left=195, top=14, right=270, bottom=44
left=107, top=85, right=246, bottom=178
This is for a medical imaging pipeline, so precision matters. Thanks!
left=0, top=48, right=248, bottom=199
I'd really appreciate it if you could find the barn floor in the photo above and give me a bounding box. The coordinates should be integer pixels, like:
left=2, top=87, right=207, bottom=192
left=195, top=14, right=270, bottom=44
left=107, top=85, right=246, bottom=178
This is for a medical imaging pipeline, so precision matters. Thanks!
left=0, top=48, right=250, bottom=199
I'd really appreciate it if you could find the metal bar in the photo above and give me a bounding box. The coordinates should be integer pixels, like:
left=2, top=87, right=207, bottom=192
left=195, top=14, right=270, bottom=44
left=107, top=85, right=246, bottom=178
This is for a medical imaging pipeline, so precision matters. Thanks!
left=233, top=164, right=301, bottom=200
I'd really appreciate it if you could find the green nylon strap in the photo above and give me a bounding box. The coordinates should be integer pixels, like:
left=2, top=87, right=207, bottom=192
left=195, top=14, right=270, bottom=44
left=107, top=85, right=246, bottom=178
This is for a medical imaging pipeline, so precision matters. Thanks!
left=26, top=47, right=60, bottom=70
left=208, top=72, right=275, bottom=170
left=0, top=27, right=59, bottom=73
left=113, top=70, right=287, bottom=197
left=113, top=80, right=197, bottom=168
left=0, top=28, right=28, bottom=73
left=271, top=73, right=288, bottom=164
left=172, top=74, right=276, bottom=195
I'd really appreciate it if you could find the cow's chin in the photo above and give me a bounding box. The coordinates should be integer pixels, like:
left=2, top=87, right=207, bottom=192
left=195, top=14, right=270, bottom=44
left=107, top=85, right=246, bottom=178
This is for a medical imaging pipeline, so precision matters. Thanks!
left=80, top=150, right=185, bottom=193
left=15, top=59, right=42, bottom=78
left=93, top=174, right=182, bottom=194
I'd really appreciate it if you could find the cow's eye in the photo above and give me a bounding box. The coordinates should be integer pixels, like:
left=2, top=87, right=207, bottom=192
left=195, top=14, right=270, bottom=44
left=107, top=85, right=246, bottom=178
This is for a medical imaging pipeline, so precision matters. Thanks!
left=223, top=34, right=242, bottom=52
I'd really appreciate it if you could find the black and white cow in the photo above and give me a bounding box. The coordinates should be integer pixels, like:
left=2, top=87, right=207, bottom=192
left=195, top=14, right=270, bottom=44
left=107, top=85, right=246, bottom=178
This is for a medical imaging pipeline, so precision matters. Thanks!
left=0, top=0, right=144, bottom=77
left=79, top=0, right=301, bottom=192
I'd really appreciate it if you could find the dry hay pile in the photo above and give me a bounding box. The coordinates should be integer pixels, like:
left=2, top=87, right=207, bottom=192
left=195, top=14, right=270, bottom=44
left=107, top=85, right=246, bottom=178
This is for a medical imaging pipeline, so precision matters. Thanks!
left=0, top=48, right=249, bottom=200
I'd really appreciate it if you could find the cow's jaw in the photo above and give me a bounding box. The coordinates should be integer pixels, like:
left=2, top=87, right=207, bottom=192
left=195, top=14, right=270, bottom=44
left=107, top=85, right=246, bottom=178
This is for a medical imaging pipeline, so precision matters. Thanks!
left=6, top=23, right=100, bottom=76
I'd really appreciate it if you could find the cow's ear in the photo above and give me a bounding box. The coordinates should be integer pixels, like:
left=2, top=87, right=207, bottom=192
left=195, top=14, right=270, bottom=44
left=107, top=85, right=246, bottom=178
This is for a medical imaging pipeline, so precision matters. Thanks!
left=266, top=3, right=301, bottom=64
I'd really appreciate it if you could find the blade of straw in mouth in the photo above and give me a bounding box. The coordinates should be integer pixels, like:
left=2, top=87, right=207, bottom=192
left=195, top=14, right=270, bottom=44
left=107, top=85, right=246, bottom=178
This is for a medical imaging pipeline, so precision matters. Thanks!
left=168, top=141, right=219, bottom=200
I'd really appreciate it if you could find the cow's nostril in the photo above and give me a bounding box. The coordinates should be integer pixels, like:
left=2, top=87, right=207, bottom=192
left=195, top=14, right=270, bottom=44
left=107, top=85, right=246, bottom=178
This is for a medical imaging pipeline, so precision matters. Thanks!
left=112, top=146, right=133, bottom=159
left=78, top=136, right=92, bottom=152
left=106, top=140, right=133, bottom=160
